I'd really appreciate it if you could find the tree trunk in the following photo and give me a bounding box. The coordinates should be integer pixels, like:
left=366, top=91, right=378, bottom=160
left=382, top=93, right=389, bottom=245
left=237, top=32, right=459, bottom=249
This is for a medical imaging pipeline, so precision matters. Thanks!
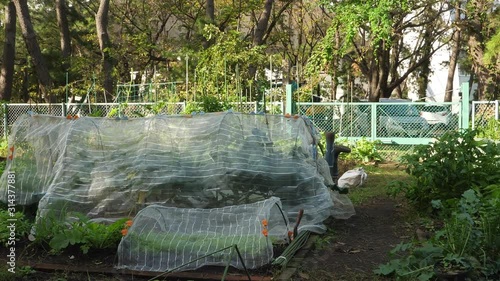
left=13, top=0, right=53, bottom=102
left=468, top=35, right=489, bottom=100
left=206, top=0, right=215, bottom=23
left=444, top=29, right=460, bottom=102
left=253, top=0, right=273, bottom=46
left=0, top=2, right=16, bottom=101
left=56, top=0, right=71, bottom=71
left=96, top=0, right=114, bottom=99
left=417, top=23, right=433, bottom=100
left=202, top=0, right=215, bottom=49
left=444, top=3, right=461, bottom=102
left=247, top=0, right=274, bottom=80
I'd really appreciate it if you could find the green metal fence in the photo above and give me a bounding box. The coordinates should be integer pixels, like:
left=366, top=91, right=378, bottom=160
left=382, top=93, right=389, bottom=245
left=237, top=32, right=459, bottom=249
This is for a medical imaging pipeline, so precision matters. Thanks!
left=297, top=101, right=463, bottom=160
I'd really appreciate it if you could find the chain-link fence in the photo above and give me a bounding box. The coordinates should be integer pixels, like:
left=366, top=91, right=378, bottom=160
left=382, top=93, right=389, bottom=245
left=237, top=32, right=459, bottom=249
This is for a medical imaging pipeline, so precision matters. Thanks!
left=297, top=102, right=463, bottom=160
left=472, top=101, right=499, bottom=129
left=115, top=82, right=184, bottom=103
left=0, top=102, right=285, bottom=138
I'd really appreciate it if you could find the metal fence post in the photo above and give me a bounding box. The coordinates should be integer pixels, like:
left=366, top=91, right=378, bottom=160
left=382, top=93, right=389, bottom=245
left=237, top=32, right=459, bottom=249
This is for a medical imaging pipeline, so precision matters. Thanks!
left=370, top=103, right=377, bottom=140
left=62, top=103, right=66, bottom=116
left=496, top=100, right=499, bottom=120
left=3, top=104, right=8, bottom=139
left=471, top=101, right=476, bottom=129
left=285, top=84, right=295, bottom=114
left=460, top=82, right=470, bottom=130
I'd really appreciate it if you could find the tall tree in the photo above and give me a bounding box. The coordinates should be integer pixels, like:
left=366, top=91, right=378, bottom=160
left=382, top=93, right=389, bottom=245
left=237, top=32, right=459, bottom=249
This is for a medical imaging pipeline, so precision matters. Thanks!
left=444, top=2, right=461, bottom=102
left=0, top=1, right=16, bottom=101
left=308, top=0, right=451, bottom=101
left=464, top=0, right=499, bottom=100
left=56, top=0, right=72, bottom=72
left=13, top=0, right=53, bottom=102
left=96, top=0, right=114, bottom=99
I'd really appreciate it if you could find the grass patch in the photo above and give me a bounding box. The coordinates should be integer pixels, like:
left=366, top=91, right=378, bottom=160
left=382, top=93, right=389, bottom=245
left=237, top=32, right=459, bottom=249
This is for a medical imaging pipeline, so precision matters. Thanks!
left=347, top=163, right=412, bottom=205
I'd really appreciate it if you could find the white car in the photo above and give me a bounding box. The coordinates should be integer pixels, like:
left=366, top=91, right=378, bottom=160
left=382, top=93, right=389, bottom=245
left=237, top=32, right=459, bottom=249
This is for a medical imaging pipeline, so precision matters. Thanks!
left=419, top=105, right=450, bottom=126
left=378, top=100, right=429, bottom=137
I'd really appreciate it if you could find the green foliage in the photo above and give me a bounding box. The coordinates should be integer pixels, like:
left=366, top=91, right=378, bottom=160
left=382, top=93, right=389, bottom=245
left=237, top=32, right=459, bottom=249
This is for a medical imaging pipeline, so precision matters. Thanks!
left=182, top=96, right=229, bottom=114
left=200, top=95, right=229, bottom=112
left=477, top=118, right=500, bottom=140
left=0, top=137, right=8, bottom=158
left=0, top=210, right=31, bottom=246
left=107, top=103, right=129, bottom=118
left=34, top=214, right=129, bottom=254
left=183, top=102, right=203, bottom=114
left=307, top=0, right=411, bottom=77
left=195, top=24, right=265, bottom=99
left=484, top=28, right=500, bottom=67
left=397, top=130, right=500, bottom=209
left=337, top=138, right=383, bottom=163
left=0, top=264, right=34, bottom=280
left=376, top=189, right=500, bottom=280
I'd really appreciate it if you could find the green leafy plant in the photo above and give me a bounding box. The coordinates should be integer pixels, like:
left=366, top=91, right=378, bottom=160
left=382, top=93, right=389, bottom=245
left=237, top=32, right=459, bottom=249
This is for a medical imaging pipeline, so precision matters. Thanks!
left=34, top=214, right=129, bottom=254
left=397, top=129, right=500, bottom=209
left=477, top=118, right=500, bottom=140
left=200, top=95, right=229, bottom=112
left=337, top=138, right=383, bottom=163
left=0, top=137, right=8, bottom=158
left=0, top=210, right=31, bottom=246
left=376, top=189, right=500, bottom=280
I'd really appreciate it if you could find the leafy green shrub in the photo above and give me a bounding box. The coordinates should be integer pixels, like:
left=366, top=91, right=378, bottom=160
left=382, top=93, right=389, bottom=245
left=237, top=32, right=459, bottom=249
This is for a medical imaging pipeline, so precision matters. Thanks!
left=375, top=189, right=500, bottom=280
left=200, top=95, right=229, bottom=112
left=34, top=214, right=129, bottom=254
left=477, top=118, right=500, bottom=140
left=0, top=137, right=8, bottom=158
left=183, top=102, right=203, bottom=114
left=337, top=138, right=383, bottom=163
left=0, top=210, right=31, bottom=246
left=398, top=129, right=500, bottom=209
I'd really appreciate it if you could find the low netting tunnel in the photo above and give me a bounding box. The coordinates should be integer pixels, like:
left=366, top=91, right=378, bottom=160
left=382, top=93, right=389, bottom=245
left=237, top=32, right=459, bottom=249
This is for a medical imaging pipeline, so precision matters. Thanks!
left=0, top=112, right=354, bottom=232
left=117, top=197, right=289, bottom=272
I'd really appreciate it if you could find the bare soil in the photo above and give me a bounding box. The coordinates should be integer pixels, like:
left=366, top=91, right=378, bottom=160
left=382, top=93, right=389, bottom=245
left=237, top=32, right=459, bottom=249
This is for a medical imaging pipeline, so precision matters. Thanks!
left=291, top=196, right=411, bottom=281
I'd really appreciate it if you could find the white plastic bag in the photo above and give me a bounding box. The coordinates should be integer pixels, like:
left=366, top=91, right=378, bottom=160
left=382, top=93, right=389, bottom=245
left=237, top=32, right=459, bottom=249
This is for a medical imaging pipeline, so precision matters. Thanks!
left=338, top=168, right=367, bottom=189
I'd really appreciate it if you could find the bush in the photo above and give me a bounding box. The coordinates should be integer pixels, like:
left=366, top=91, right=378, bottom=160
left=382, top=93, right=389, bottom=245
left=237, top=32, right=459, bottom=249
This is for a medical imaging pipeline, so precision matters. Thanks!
left=397, top=130, right=500, bottom=209
left=33, top=213, right=129, bottom=254
left=375, top=188, right=500, bottom=280
left=337, top=138, right=383, bottom=163
left=477, top=118, right=500, bottom=140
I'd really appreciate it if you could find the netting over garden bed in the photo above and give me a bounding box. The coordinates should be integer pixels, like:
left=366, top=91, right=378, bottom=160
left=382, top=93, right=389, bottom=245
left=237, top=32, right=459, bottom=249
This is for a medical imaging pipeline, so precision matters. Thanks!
left=117, top=197, right=288, bottom=271
left=0, top=112, right=354, bottom=232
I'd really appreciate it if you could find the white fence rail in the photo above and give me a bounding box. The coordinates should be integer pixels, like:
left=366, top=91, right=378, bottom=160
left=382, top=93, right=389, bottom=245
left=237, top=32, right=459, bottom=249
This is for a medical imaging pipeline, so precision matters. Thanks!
left=472, top=100, right=499, bottom=129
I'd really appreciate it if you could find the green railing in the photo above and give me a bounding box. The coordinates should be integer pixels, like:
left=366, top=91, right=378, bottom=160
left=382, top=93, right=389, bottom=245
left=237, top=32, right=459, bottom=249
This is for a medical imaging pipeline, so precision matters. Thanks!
left=297, top=101, right=463, bottom=160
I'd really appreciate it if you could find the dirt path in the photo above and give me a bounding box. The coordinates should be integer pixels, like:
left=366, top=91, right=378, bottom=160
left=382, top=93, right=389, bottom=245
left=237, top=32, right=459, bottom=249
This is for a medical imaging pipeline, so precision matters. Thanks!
left=292, top=196, right=411, bottom=280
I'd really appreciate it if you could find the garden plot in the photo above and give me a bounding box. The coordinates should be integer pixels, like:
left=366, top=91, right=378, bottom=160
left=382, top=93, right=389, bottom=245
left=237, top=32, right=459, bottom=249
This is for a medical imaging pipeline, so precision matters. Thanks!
left=0, top=112, right=354, bottom=272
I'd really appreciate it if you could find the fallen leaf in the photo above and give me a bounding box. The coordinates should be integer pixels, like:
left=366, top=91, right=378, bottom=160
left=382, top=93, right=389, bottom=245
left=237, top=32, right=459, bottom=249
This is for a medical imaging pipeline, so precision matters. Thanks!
left=298, top=272, right=310, bottom=279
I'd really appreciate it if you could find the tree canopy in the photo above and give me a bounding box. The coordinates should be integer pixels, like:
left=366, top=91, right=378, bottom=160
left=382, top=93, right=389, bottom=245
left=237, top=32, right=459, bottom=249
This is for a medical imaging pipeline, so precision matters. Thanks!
left=0, top=0, right=498, bottom=102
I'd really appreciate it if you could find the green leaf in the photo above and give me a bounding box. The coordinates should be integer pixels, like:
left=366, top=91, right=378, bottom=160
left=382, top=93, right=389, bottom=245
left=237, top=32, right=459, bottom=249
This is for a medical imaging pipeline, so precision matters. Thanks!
left=417, top=272, right=434, bottom=281
left=373, top=265, right=393, bottom=275
left=49, top=233, right=70, bottom=251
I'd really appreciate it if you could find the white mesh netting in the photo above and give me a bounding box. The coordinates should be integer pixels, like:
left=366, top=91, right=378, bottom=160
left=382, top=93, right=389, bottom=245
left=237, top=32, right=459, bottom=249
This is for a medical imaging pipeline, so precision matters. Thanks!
left=0, top=112, right=355, bottom=270
left=117, top=197, right=288, bottom=271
